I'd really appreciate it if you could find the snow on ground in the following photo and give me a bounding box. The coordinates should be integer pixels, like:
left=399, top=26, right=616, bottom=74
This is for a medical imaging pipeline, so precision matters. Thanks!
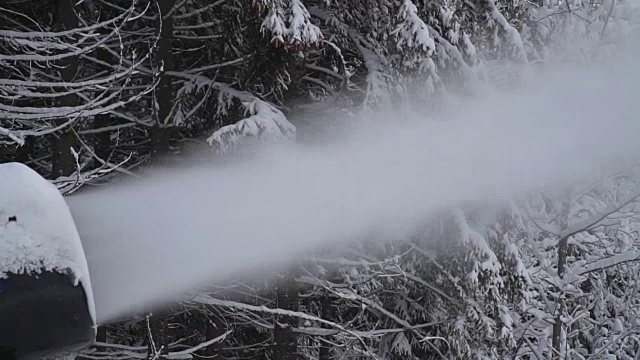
left=0, top=162, right=96, bottom=325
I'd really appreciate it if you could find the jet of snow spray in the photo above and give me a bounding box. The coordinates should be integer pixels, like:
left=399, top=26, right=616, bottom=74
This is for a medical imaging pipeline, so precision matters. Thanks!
left=68, top=56, right=640, bottom=325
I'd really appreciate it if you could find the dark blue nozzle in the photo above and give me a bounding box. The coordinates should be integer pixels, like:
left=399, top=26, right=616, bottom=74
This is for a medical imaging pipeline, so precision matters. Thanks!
left=0, top=270, right=95, bottom=359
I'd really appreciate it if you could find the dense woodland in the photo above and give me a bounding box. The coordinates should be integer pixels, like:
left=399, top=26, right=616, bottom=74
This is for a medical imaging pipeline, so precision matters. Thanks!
left=2, top=0, right=640, bottom=359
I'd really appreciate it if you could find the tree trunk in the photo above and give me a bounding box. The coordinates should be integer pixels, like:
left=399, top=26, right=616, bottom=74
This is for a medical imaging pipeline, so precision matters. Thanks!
left=148, top=310, right=170, bottom=359
left=551, top=189, right=572, bottom=359
left=94, top=114, right=112, bottom=164
left=273, top=270, right=299, bottom=360
left=202, top=308, right=226, bottom=358
left=93, top=14, right=114, bottom=165
left=51, top=0, right=78, bottom=179
left=318, top=294, right=334, bottom=360
left=551, top=235, right=568, bottom=359
left=15, top=138, right=33, bottom=164
left=151, top=0, right=176, bottom=160
left=96, top=326, right=107, bottom=343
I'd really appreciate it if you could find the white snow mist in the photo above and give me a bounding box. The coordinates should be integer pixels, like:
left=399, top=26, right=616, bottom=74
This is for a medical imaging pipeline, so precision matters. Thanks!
left=68, top=57, right=640, bottom=325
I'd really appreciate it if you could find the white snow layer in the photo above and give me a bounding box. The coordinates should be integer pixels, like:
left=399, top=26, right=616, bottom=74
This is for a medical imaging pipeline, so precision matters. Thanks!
left=0, top=162, right=96, bottom=325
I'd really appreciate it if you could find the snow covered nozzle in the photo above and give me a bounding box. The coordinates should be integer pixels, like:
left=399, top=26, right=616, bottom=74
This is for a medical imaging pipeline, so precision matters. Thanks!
left=0, top=163, right=96, bottom=359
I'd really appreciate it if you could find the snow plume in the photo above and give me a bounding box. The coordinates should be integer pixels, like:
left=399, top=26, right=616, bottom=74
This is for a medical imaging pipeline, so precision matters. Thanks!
left=68, top=49, right=640, bottom=324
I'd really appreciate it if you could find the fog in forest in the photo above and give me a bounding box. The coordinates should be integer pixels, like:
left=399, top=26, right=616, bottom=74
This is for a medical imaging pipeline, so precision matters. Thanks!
left=68, top=52, right=640, bottom=324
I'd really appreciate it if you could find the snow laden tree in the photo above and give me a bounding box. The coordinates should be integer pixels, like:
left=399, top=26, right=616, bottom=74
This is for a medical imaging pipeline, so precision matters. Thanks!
left=299, top=0, right=525, bottom=113
left=521, top=0, right=638, bottom=64
left=167, top=0, right=323, bottom=154
left=0, top=0, right=322, bottom=181
left=394, top=0, right=484, bottom=100
left=0, top=0, right=538, bottom=168
left=340, top=207, right=531, bottom=359
left=0, top=0, right=157, bottom=190
left=513, top=170, right=640, bottom=359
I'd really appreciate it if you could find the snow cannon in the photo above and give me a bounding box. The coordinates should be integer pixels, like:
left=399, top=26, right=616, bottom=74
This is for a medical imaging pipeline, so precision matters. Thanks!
left=0, top=163, right=96, bottom=359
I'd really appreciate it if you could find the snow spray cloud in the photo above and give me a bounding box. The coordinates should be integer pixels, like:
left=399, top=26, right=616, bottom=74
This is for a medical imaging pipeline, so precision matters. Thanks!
left=68, top=56, right=640, bottom=325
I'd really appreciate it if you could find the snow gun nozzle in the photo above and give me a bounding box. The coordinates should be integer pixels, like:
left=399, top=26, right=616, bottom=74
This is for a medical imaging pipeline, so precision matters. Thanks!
left=0, top=270, right=96, bottom=359
left=0, top=163, right=97, bottom=359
